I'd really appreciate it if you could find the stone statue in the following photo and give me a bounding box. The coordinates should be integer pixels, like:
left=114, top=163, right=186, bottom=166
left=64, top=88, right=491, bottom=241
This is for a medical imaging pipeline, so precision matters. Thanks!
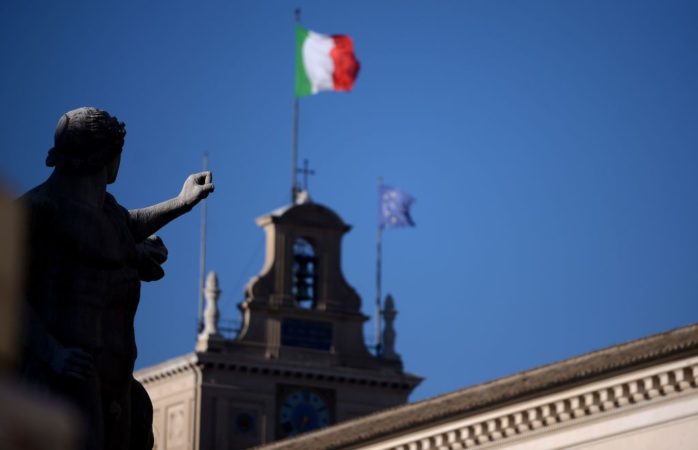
left=381, top=294, right=400, bottom=361
left=19, top=107, right=214, bottom=450
left=200, top=271, right=221, bottom=339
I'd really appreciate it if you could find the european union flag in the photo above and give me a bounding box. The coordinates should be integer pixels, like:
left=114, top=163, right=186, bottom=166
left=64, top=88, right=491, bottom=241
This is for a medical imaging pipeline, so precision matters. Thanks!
left=379, top=185, right=415, bottom=230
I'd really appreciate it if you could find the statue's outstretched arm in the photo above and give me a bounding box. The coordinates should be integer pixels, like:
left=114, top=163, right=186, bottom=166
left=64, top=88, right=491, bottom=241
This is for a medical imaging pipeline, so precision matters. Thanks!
left=128, top=171, right=214, bottom=242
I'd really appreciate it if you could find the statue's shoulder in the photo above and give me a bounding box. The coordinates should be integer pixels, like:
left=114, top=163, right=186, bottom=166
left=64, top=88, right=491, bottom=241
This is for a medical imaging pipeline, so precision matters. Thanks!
left=104, top=191, right=130, bottom=218
left=17, top=183, right=63, bottom=248
left=19, top=182, right=59, bottom=219
left=20, top=181, right=50, bottom=201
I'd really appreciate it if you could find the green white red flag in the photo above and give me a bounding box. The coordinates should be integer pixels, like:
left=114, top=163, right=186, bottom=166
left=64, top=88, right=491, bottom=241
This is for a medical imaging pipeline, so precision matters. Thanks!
left=295, top=26, right=360, bottom=97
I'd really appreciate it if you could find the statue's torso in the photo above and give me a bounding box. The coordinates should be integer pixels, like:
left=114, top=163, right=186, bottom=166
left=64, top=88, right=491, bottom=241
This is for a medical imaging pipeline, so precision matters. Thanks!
left=24, top=184, right=141, bottom=384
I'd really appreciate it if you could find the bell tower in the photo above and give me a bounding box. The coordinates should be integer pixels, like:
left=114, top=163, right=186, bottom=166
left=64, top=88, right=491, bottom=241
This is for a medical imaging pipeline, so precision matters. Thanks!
left=232, top=197, right=388, bottom=369
left=137, top=196, right=421, bottom=449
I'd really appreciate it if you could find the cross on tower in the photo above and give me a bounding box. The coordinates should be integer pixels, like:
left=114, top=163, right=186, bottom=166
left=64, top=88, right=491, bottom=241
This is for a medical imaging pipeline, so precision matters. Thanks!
left=297, top=159, right=316, bottom=191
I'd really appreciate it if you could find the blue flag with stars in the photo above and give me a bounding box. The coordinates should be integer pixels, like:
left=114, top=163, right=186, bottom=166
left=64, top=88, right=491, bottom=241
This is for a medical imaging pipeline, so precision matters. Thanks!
left=379, top=185, right=415, bottom=229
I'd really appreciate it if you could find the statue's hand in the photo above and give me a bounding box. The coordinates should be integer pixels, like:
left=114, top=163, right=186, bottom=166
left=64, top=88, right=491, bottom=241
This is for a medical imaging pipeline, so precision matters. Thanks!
left=50, top=347, right=93, bottom=381
left=179, top=171, right=214, bottom=209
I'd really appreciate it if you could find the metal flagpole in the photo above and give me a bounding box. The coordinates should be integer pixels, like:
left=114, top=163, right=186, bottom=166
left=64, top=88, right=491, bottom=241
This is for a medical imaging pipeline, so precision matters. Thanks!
left=291, top=99, right=299, bottom=202
left=197, top=152, right=209, bottom=332
left=291, top=8, right=302, bottom=202
left=375, top=176, right=383, bottom=355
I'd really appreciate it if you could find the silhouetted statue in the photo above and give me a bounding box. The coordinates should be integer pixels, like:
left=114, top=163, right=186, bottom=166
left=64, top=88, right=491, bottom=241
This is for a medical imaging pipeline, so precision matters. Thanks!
left=19, top=107, right=214, bottom=450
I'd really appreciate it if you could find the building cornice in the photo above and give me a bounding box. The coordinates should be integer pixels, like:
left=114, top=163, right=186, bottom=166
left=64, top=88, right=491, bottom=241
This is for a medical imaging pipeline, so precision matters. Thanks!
left=135, top=351, right=422, bottom=391
left=358, top=356, right=698, bottom=450
left=134, top=353, right=199, bottom=384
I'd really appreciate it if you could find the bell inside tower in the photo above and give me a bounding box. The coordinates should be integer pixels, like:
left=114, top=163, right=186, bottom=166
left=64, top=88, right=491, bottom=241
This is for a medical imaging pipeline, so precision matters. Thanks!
left=292, top=238, right=317, bottom=308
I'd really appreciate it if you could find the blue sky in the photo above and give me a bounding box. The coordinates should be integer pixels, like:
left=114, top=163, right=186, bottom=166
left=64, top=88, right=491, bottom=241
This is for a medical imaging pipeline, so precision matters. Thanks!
left=2, top=1, right=697, bottom=401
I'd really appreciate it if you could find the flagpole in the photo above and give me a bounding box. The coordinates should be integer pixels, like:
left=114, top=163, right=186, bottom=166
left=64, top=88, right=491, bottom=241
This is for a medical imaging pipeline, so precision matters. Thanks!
left=197, top=152, right=209, bottom=333
left=291, top=99, right=299, bottom=202
left=375, top=176, right=383, bottom=355
left=291, top=8, right=302, bottom=203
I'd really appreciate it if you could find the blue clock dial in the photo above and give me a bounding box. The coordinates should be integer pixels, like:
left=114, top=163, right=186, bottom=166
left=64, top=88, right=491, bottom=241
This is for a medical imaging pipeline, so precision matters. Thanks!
left=279, top=390, right=331, bottom=437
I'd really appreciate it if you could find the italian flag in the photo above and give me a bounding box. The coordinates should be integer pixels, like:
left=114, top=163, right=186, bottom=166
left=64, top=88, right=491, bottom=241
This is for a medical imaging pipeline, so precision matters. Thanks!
left=295, top=26, right=360, bottom=97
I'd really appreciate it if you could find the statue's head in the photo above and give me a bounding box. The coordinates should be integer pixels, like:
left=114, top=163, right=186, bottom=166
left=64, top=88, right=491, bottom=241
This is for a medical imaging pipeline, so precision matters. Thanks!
left=46, top=107, right=126, bottom=176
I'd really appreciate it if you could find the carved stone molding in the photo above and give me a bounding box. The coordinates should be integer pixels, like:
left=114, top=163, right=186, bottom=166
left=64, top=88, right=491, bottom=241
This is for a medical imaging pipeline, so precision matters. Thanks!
left=373, top=359, right=698, bottom=450
left=136, top=354, right=418, bottom=391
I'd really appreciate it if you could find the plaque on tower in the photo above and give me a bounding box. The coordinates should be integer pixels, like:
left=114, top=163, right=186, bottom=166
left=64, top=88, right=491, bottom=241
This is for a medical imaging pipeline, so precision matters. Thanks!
left=281, top=318, right=333, bottom=351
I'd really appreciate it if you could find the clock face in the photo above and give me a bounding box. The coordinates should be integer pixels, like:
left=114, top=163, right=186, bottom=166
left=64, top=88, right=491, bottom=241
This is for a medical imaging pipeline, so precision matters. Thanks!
left=278, top=389, right=331, bottom=437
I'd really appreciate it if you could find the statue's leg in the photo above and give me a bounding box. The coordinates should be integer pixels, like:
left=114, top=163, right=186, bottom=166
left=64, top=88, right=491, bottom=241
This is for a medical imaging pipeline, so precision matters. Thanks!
left=130, top=379, right=154, bottom=450
left=53, top=369, right=104, bottom=450
left=101, top=378, right=154, bottom=450
left=102, top=381, right=132, bottom=450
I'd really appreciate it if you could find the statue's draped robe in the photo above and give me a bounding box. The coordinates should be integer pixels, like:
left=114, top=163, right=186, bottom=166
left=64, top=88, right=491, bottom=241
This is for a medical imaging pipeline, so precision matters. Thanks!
left=21, top=184, right=151, bottom=450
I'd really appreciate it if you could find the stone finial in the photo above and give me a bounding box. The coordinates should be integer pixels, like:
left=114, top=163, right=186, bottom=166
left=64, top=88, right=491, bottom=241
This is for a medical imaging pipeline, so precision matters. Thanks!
left=295, top=189, right=312, bottom=205
left=382, top=294, right=400, bottom=360
left=201, top=271, right=221, bottom=338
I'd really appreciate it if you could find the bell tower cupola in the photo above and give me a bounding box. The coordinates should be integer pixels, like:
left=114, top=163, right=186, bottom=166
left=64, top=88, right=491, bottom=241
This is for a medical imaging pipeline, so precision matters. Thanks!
left=235, top=196, right=380, bottom=368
